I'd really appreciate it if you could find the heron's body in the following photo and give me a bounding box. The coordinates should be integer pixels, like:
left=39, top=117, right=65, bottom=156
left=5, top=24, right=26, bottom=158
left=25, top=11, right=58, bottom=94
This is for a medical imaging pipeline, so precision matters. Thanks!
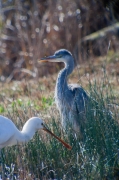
left=55, top=68, right=89, bottom=131
left=40, top=49, right=89, bottom=132
left=0, top=115, right=71, bottom=149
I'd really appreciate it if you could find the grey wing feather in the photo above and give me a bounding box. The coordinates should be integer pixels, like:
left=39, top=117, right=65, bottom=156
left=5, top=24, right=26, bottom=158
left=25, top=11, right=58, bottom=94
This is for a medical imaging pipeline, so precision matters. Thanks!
left=69, top=84, right=89, bottom=116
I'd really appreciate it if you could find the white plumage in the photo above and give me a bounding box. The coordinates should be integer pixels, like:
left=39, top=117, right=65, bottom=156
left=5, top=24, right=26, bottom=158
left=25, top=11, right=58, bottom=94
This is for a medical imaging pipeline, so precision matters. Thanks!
left=0, top=115, right=71, bottom=149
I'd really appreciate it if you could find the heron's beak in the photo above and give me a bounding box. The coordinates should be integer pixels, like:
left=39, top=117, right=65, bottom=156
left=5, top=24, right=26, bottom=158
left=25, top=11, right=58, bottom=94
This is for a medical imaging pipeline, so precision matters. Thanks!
left=39, top=55, right=58, bottom=63
left=42, top=124, right=72, bottom=150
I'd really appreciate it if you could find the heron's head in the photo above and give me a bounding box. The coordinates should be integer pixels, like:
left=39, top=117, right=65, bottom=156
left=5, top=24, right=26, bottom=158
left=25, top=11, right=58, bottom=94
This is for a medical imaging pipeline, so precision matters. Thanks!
left=39, top=49, right=73, bottom=63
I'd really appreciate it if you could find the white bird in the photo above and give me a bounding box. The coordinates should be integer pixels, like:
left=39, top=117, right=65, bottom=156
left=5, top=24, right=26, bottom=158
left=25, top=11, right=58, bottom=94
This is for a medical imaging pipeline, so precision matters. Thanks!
left=0, top=115, right=71, bottom=179
left=0, top=115, right=71, bottom=149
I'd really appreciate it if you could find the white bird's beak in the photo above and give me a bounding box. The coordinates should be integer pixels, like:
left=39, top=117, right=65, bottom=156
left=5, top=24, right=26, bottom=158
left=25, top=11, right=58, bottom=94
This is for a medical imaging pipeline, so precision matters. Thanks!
left=42, top=124, right=72, bottom=150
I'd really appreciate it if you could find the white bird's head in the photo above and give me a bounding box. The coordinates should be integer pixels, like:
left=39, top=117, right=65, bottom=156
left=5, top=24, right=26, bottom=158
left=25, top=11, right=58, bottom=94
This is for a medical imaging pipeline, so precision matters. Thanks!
left=23, top=117, right=71, bottom=150
left=22, top=117, right=45, bottom=131
left=39, top=49, right=73, bottom=64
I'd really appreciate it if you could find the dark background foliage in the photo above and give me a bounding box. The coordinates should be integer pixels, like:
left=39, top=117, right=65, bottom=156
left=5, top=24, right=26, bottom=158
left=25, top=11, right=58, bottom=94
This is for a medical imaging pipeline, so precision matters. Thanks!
left=0, top=0, right=119, bottom=80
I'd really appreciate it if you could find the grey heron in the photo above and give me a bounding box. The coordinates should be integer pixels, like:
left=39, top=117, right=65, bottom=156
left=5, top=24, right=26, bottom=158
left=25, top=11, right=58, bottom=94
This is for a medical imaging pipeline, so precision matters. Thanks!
left=40, top=49, right=89, bottom=132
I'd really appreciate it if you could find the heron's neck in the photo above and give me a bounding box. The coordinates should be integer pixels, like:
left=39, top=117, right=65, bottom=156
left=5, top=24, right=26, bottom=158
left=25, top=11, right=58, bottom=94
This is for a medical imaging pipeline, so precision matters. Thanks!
left=56, top=59, right=74, bottom=94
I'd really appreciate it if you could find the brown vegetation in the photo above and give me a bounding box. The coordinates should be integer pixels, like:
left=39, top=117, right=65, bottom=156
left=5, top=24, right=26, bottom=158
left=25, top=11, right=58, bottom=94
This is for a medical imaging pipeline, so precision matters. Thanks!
left=0, top=0, right=118, bottom=80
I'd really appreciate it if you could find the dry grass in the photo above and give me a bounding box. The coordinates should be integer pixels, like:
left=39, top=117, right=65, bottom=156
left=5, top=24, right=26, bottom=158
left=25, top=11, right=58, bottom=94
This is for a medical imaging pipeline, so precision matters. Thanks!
left=0, top=52, right=119, bottom=179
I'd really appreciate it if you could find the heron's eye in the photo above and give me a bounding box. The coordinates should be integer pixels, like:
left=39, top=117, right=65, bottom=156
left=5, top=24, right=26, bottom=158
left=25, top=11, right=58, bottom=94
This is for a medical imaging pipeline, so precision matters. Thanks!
left=57, top=54, right=62, bottom=58
left=41, top=122, right=43, bottom=126
left=58, top=54, right=62, bottom=58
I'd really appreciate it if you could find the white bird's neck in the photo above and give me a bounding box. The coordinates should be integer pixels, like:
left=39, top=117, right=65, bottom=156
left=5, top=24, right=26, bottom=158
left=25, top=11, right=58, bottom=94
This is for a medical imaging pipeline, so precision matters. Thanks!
left=20, top=119, right=37, bottom=142
left=5, top=127, right=36, bottom=147
left=14, top=118, right=38, bottom=145
left=15, top=131, right=34, bottom=144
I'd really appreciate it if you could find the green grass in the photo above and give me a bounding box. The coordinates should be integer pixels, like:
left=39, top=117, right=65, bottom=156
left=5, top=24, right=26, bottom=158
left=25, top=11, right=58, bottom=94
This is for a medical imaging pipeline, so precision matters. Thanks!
left=0, top=73, right=119, bottom=179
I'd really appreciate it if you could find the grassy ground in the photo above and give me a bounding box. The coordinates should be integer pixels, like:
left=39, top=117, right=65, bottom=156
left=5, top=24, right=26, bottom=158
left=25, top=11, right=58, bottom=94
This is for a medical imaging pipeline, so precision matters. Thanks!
left=0, top=51, right=119, bottom=179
